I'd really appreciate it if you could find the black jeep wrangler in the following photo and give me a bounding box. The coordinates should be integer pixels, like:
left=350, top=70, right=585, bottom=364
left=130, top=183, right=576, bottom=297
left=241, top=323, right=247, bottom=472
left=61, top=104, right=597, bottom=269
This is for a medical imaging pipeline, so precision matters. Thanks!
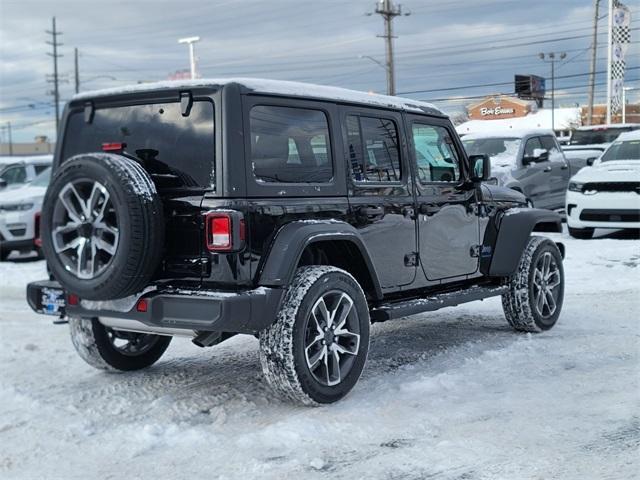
left=27, top=79, right=565, bottom=405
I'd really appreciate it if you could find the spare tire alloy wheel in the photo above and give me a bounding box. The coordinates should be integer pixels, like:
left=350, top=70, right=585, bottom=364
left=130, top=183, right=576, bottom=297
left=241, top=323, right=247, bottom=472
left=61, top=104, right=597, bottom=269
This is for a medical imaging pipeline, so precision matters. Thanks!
left=52, top=179, right=119, bottom=279
left=41, top=154, right=165, bottom=300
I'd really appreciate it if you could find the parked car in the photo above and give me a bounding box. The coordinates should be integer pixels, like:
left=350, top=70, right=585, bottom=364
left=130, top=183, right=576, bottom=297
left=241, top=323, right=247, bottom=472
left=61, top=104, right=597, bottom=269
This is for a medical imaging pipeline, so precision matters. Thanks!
left=566, top=129, right=640, bottom=239
left=27, top=79, right=565, bottom=405
left=0, top=167, right=51, bottom=260
left=0, top=155, right=52, bottom=190
left=563, top=123, right=640, bottom=173
left=461, top=129, right=571, bottom=210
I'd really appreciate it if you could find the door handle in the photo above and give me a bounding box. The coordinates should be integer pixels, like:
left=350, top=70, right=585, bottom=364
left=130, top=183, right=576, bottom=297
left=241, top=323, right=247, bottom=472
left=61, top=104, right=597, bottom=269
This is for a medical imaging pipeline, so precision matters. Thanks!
left=358, top=205, right=384, bottom=217
left=419, top=203, right=439, bottom=215
left=560, top=164, right=569, bottom=170
left=543, top=166, right=552, bottom=172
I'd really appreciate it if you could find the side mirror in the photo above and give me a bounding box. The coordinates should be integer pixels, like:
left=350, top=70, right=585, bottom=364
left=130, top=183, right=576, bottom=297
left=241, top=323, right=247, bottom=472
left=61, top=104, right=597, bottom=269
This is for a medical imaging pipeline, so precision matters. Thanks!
left=469, top=154, right=491, bottom=183
left=586, top=157, right=597, bottom=166
left=533, top=148, right=549, bottom=161
left=0, top=178, right=7, bottom=189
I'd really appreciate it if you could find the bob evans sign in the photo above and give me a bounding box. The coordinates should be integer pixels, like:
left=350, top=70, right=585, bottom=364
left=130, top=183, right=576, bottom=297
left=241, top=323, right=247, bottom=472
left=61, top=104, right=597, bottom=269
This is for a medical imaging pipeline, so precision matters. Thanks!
left=480, top=106, right=515, bottom=116
left=467, top=96, right=532, bottom=120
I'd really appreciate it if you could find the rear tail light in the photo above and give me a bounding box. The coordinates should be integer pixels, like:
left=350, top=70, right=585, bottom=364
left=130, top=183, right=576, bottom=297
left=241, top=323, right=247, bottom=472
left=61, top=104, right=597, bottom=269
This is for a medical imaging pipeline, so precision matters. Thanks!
left=136, top=298, right=148, bottom=312
left=102, top=142, right=126, bottom=152
left=34, top=212, right=42, bottom=247
left=204, top=211, right=245, bottom=252
left=68, top=294, right=79, bottom=306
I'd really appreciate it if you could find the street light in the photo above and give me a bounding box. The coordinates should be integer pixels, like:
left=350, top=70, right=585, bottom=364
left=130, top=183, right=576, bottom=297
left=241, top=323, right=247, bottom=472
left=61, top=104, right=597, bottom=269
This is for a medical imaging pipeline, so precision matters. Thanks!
left=622, top=87, right=634, bottom=123
left=358, top=55, right=390, bottom=94
left=539, top=51, right=566, bottom=133
left=178, top=36, right=201, bottom=80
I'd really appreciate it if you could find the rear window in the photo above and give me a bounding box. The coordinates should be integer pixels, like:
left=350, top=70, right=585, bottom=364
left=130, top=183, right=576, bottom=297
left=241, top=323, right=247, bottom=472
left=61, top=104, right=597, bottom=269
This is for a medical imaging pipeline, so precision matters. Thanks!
left=250, top=105, right=333, bottom=184
left=61, top=100, right=215, bottom=190
left=569, top=127, right=637, bottom=146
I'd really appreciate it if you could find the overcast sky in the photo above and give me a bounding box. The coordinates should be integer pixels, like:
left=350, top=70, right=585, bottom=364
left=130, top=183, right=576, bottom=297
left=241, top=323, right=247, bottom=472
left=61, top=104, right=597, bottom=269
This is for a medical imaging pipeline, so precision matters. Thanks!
left=1, top=0, right=638, bottom=142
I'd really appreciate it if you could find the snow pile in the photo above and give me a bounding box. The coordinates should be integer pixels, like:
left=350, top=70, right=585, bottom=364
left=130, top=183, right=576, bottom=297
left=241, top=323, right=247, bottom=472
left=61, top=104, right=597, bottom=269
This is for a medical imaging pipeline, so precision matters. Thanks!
left=457, top=107, right=582, bottom=135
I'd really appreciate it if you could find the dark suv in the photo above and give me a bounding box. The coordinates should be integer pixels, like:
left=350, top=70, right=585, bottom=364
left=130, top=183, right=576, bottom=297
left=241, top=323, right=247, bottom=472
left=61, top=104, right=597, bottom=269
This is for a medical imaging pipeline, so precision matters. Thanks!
left=27, top=79, right=566, bottom=405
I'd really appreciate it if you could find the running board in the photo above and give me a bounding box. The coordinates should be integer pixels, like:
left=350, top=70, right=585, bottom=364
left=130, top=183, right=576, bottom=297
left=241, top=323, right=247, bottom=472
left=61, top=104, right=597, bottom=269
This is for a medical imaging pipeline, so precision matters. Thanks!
left=370, top=284, right=508, bottom=322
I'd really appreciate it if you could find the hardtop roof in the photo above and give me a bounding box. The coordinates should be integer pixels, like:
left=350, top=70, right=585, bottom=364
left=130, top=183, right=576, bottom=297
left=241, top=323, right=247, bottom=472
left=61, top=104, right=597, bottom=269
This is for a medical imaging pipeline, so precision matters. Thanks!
left=71, top=77, right=446, bottom=116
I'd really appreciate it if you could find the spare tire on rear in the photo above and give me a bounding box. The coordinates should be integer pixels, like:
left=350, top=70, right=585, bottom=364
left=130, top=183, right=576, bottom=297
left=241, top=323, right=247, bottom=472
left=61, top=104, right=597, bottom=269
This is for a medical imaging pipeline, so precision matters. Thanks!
left=41, top=153, right=164, bottom=300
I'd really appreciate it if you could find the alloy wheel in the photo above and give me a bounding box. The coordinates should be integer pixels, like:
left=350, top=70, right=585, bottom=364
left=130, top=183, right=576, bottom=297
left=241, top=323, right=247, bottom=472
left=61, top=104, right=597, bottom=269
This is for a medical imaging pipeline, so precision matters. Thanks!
left=51, top=179, right=119, bottom=279
left=532, top=251, right=561, bottom=318
left=303, top=290, right=361, bottom=387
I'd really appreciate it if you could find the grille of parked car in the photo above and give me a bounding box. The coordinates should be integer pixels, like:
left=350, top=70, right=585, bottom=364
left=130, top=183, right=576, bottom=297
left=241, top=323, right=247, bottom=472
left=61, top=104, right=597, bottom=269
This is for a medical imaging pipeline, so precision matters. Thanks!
left=579, top=209, right=640, bottom=222
left=582, top=182, right=640, bottom=193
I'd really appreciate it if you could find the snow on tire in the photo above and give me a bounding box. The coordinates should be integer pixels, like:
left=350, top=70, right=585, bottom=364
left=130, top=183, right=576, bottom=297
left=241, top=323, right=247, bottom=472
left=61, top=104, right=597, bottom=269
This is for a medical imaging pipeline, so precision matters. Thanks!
left=259, top=266, right=370, bottom=405
left=502, top=236, right=564, bottom=333
left=69, top=317, right=172, bottom=371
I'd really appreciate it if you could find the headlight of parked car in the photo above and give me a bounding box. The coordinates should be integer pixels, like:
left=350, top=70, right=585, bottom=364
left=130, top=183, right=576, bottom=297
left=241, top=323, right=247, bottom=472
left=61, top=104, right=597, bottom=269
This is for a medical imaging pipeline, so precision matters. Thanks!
left=568, top=182, right=584, bottom=193
left=0, top=203, right=34, bottom=212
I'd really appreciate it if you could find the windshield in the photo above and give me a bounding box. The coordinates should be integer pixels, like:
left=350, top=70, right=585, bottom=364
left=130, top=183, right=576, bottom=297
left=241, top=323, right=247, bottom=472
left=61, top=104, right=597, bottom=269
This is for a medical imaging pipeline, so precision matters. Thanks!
left=462, top=137, right=521, bottom=166
left=30, top=167, right=51, bottom=186
left=600, top=138, right=640, bottom=162
left=61, top=100, right=215, bottom=190
left=569, top=127, right=637, bottom=145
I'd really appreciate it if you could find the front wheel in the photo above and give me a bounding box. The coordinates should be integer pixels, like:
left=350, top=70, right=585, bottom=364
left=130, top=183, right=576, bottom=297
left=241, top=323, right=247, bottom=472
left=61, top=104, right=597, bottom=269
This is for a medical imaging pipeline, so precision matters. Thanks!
left=502, top=236, right=564, bottom=332
left=69, top=317, right=172, bottom=371
left=259, top=266, right=370, bottom=405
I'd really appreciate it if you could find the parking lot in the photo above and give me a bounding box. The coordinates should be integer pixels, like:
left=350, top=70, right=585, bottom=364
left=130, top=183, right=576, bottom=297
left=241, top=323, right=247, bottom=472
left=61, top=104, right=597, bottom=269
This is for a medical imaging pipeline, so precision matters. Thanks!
left=1, top=227, right=638, bottom=480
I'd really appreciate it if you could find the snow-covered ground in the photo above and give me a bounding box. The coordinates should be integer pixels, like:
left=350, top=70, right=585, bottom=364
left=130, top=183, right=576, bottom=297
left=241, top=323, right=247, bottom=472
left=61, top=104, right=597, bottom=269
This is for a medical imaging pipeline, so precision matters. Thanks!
left=1, top=228, right=638, bottom=480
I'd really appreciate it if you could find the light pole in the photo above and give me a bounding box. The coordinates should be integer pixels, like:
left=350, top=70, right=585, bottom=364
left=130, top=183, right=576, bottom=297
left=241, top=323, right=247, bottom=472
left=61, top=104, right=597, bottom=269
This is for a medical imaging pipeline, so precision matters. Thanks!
left=539, top=52, right=566, bottom=133
left=178, top=36, right=200, bottom=80
left=622, top=87, right=633, bottom=123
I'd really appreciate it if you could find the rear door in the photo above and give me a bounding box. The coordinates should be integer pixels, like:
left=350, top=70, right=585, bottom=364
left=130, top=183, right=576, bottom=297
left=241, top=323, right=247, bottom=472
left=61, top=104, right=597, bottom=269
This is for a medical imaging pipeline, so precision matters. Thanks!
left=407, top=116, right=480, bottom=281
left=341, top=107, right=417, bottom=290
left=60, top=94, right=217, bottom=282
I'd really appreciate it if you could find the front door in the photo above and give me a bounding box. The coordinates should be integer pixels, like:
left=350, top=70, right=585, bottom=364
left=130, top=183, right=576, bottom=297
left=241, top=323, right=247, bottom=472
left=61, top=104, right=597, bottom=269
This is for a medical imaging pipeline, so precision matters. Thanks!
left=540, top=134, right=571, bottom=209
left=407, top=117, right=480, bottom=281
left=343, top=108, right=417, bottom=289
left=520, top=136, right=553, bottom=209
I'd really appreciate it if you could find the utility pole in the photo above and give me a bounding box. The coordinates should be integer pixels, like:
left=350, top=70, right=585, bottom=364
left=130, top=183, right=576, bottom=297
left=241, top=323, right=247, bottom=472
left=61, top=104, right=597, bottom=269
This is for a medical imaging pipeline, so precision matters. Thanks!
left=587, top=0, right=601, bottom=125
left=606, top=0, right=613, bottom=124
left=539, top=52, right=566, bottom=133
left=6, top=122, right=13, bottom=156
left=74, top=47, right=80, bottom=94
left=373, top=0, right=408, bottom=96
left=46, top=17, right=63, bottom=135
left=178, top=36, right=200, bottom=79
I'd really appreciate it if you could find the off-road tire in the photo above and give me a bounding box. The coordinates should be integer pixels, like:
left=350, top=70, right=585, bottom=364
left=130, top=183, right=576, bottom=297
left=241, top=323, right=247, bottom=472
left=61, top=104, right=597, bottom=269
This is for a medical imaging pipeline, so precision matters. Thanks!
left=259, top=266, right=370, bottom=405
left=502, top=236, right=564, bottom=333
left=568, top=226, right=594, bottom=239
left=69, top=317, right=171, bottom=371
left=41, top=153, right=164, bottom=300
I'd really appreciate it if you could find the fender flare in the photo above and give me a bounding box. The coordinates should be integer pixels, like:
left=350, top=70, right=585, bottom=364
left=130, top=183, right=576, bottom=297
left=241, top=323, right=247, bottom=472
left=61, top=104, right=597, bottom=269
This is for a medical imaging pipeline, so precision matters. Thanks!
left=258, top=220, right=383, bottom=299
left=481, top=208, right=563, bottom=277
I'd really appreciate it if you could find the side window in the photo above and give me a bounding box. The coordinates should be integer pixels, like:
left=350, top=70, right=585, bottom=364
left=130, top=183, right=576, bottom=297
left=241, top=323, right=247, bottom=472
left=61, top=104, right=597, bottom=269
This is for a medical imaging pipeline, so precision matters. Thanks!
left=411, top=123, right=461, bottom=183
left=250, top=105, right=333, bottom=184
left=34, top=165, right=49, bottom=175
left=523, top=137, right=543, bottom=160
left=346, top=115, right=401, bottom=182
left=0, top=166, right=27, bottom=185
left=540, top=135, right=562, bottom=160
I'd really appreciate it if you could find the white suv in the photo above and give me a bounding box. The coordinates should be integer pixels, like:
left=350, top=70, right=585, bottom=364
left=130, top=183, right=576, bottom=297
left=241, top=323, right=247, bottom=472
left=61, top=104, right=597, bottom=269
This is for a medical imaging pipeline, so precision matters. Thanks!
left=565, top=130, right=640, bottom=239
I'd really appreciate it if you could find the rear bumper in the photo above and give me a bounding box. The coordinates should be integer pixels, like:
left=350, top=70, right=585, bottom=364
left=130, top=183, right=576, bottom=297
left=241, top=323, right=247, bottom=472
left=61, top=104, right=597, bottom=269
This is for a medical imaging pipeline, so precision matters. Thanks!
left=26, top=280, right=285, bottom=334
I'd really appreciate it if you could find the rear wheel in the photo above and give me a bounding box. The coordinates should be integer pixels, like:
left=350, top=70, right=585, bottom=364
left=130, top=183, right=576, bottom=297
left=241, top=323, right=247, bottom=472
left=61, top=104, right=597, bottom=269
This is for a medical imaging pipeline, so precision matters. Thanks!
left=69, top=317, right=171, bottom=371
left=568, top=226, right=594, bottom=239
left=502, top=236, right=564, bottom=332
left=259, top=266, right=370, bottom=405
